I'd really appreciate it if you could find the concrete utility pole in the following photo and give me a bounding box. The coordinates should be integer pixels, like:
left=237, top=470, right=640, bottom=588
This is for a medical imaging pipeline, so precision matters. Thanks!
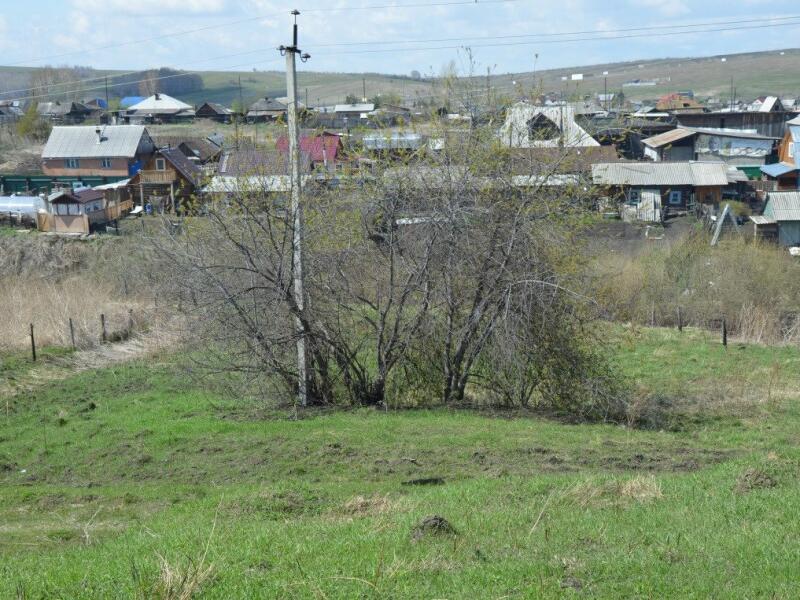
left=280, top=10, right=311, bottom=407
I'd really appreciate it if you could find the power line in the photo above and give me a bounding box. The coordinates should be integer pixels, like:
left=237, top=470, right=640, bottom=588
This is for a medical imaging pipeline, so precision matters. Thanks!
left=319, top=18, right=800, bottom=55
left=6, top=0, right=523, bottom=68
left=313, top=14, right=800, bottom=47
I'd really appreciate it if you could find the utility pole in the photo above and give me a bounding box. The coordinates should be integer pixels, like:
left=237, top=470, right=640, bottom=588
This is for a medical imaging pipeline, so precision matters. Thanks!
left=362, top=77, right=367, bottom=102
left=104, top=76, right=109, bottom=108
left=305, top=87, right=309, bottom=108
left=280, top=10, right=311, bottom=408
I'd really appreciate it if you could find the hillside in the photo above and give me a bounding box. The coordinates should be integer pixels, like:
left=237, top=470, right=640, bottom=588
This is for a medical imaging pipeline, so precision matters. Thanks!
left=2, top=325, right=800, bottom=597
left=4, top=47, right=800, bottom=109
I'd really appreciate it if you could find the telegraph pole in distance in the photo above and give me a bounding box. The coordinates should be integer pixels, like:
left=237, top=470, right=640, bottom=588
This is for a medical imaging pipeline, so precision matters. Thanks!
left=280, top=10, right=311, bottom=408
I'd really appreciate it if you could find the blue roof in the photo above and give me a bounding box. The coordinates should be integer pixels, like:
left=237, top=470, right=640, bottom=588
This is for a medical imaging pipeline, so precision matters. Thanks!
left=761, top=162, right=798, bottom=178
left=120, top=96, right=146, bottom=108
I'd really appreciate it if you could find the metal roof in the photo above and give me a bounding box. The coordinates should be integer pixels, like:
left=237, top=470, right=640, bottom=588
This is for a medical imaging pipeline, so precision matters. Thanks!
left=766, top=192, right=800, bottom=221
left=761, top=162, right=798, bottom=178
left=127, top=93, right=193, bottom=113
left=42, top=125, right=150, bottom=159
left=689, top=127, right=778, bottom=140
left=642, top=128, right=696, bottom=148
left=592, top=161, right=729, bottom=187
left=334, top=103, right=375, bottom=113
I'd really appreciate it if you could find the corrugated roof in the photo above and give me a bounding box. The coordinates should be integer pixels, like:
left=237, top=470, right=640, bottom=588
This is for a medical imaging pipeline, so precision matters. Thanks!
left=766, top=192, right=800, bottom=221
left=761, top=162, right=798, bottom=178
left=276, top=132, right=342, bottom=162
left=642, top=128, right=696, bottom=148
left=592, top=161, right=729, bottom=187
left=42, top=125, right=151, bottom=159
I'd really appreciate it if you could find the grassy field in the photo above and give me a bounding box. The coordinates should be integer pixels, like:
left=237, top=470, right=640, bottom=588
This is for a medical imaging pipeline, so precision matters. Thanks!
left=1, top=326, right=799, bottom=598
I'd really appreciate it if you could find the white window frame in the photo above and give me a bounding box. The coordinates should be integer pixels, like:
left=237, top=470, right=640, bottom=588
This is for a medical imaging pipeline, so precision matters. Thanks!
left=101, top=158, right=113, bottom=169
left=155, top=158, right=166, bottom=171
left=64, top=158, right=80, bottom=169
left=789, top=142, right=795, bottom=159
left=668, top=190, right=683, bottom=205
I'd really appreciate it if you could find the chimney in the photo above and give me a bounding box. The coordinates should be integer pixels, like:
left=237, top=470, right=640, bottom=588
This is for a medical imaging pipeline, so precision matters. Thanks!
left=95, top=127, right=103, bottom=144
left=155, top=92, right=160, bottom=101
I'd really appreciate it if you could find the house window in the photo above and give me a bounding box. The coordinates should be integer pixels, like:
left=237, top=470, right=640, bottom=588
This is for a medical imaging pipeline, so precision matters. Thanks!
left=668, top=190, right=683, bottom=205
left=789, top=143, right=795, bottom=159
left=155, top=158, right=166, bottom=171
left=627, top=190, right=641, bottom=205
left=64, top=158, right=80, bottom=169
left=101, top=158, right=113, bottom=169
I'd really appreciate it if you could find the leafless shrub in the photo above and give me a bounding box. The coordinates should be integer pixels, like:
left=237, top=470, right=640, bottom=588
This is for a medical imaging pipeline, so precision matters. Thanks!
left=147, top=93, right=620, bottom=418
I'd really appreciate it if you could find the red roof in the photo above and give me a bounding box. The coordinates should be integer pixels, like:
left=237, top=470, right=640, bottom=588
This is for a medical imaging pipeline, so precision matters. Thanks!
left=276, top=132, right=341, bottom=163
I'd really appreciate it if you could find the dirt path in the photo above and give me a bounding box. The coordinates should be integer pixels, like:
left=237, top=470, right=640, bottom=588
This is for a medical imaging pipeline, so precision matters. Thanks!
left=0, top=333, right=167, bottom=400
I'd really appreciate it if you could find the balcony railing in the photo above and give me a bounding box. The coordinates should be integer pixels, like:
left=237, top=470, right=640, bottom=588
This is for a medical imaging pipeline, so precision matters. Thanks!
left=139, top=170, right=175, bottom=184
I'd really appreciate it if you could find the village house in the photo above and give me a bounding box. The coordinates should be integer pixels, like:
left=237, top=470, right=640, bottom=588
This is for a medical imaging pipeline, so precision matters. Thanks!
left=642, top=127, right=777, bottom=169
left=747, top=96, right=785, bottom=113
left=760, top=115, right=800, bottom=190
left=592, top=161, right=731, bottom=221
left=41, top=125, right=155, bottom=178
left=246, top=97, right=289, bottom=122
left=203, top=148, right=312, bottom=198
left=676, top=110, right=793, bottom=139
left=276, top=131, right=344, bottom=174
left=150, top=135, right=223, bottom=165
left=127, top=147, right=204, bottom=213
left=656, top=93, right=704, bottom=115
left=196, top=102, right=234, bottom=123
left=39, top=186, right=130, bottom=235
left=509, top=146, right=620, bottom=188
left=37, top=101, right=92, bottom=124
left=125, top=93, right=195, bottom=124
left=499, top=103, right=600, bottom=149
left=751, top=192, right=800, bottom=246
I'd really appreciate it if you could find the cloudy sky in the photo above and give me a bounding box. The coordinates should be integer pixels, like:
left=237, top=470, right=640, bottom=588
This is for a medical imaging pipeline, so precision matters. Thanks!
left=3, top=0, right=799, bottom=76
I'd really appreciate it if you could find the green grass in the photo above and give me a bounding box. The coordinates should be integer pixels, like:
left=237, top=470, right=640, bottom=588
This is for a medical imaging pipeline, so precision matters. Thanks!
left=1, top=327, right=799, bottom=598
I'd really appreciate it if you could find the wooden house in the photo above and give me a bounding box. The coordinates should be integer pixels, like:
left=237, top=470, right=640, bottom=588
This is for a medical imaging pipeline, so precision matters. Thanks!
left=39, top=187, right=130, bottom=234
left=592, top=161, right=731, bottom=221
left=656, top=94, right=704, bottom=115
left=499, top=103, right=600, bottom=149
left=125, top=93, right=195, bottom=124
left=643, top=127, right=777, bottom=167
left=751, top=192, right=800, bottom=246
left=246, top=97, right=288, bottom=122
left=196, top=102, right=234, bottom=123
left=150, top=135, right=223, bottom=164
left=276, top=132, right=344, bottom=174
left=127, top=148, right=203, bottom=213
left=37, top=101, right=92, bottom=124
left=203, top=148, right=312, bottom=199
left=41, top=125, right=155, bottom=178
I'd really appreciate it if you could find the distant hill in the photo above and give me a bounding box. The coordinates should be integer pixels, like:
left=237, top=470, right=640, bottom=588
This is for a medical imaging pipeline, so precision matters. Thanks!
left=3, top=47, right=800, bottom=109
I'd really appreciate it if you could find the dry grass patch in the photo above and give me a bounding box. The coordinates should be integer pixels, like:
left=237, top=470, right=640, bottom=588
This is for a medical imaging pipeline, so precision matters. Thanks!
left=336, top=494, right=398, bottom=520
left=567, top=475, right=663, bottom=508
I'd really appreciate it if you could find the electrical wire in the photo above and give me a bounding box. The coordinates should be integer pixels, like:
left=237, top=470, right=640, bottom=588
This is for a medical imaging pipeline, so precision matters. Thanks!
left=5, top=0, right=524, bottom=67
left=313, top=14, right=800, bottom=47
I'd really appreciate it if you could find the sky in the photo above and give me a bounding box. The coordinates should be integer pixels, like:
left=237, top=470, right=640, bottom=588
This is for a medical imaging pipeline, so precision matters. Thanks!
left=3, top=0, right=800, bottom=76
